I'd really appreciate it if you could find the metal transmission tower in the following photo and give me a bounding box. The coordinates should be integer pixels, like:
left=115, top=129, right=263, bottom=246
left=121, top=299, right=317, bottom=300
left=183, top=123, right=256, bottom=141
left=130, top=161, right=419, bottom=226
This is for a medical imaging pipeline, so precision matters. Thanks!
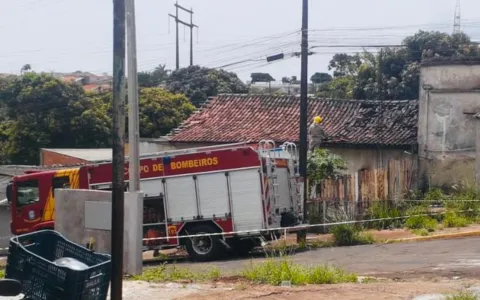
left=453, top=0, right=461, bottom=34
left=169, top=1, right=199, bottom=69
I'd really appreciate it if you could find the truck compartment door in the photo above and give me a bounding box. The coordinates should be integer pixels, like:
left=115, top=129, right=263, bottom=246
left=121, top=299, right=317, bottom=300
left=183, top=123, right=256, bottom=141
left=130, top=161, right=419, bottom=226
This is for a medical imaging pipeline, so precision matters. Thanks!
left=164, top=176, right=197, bottom=221
left=196, top=172, right=229, bottom=219
left=229, top=169, right=264, bottom=232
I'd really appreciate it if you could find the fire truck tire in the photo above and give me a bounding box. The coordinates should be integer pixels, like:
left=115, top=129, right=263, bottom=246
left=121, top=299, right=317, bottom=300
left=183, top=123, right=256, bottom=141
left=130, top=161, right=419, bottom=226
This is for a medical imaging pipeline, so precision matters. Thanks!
left=184, top=224, right=222, bottom=262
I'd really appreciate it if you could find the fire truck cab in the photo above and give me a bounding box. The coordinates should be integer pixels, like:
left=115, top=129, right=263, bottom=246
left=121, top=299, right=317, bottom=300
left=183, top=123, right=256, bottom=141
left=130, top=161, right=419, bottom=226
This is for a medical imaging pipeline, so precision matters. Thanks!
left=8, top=141, right=304, bottom=261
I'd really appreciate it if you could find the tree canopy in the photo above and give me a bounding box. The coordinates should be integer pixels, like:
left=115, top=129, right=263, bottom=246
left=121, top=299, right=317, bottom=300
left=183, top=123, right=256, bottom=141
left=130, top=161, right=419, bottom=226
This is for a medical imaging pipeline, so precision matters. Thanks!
left=317, top=30, right=480, bottom=100
left=0, top=73, right=195, bottom=164
left=138, top=64, right=170, bottom=88
left=250, top=73, right=275, bottom=83
left=166, top=65, right=247, bottom=107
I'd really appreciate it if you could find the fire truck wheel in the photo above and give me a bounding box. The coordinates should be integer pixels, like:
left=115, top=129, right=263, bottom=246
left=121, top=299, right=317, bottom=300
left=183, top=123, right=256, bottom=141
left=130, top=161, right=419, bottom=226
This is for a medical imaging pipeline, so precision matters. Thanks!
left=185, top=224, right=222, bottom=262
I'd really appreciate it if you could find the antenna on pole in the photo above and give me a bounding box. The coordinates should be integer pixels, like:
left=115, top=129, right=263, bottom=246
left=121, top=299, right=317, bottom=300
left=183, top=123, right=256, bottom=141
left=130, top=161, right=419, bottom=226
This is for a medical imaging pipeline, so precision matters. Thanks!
left=453, top=0, right=461, bottom=34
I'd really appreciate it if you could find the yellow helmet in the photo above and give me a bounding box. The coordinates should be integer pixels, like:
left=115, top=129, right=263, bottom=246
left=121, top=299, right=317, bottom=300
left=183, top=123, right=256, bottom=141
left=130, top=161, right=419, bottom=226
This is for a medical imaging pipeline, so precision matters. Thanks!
left=314, top=116, right=322, bottom=124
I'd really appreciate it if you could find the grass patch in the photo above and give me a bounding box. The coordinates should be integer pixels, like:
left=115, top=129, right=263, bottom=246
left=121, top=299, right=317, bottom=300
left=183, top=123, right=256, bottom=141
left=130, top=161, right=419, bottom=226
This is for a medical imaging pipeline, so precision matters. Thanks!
left=331, top=224, right=374, bottom=246
left=412, top=228, right=430, bottom=236
left=443, top=211, right=470, bottom=228
left=0, top=269, right=4, bottom=279
left=132, top=265, right=221, bottom=282
left=445, top=290, right=478, bottom=300
left=365, top=201, right=407, bottom=230
left=242, top=259, right=357, bottom=285
left=405, top=215, right=437, bottom=232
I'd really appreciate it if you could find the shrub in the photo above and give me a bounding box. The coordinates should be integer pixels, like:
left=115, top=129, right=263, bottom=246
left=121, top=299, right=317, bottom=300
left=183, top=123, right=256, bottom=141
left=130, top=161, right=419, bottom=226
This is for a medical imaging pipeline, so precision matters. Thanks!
left=443, top=211, right=470, bottom=228
left=0, top=269, right=4, bottom=279
left=445, top=290, right=478, bottom=300
left=364, top=201, right=405, bottom=230
left=331, top=224, right=374, bottom=246
left=444, top=185, right=480, bottom=223
left=405, top=215, right=437, bottom=231
left=242, top=259, right=357, bottom=285
left=424, top=188, right=447, bottom=201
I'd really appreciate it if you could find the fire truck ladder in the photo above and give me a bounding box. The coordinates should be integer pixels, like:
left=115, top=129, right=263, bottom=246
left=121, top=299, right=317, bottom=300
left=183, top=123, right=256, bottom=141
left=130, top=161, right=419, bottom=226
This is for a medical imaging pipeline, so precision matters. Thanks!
left=258, top=140, right=281, bottom=226
left=281, top=142, right=302, bottom=215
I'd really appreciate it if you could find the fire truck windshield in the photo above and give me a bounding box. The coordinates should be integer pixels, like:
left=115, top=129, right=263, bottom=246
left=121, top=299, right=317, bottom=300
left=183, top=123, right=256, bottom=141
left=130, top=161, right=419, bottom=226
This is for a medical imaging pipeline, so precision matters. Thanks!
left=6, top=183, right=12, bottom=203
left=16, top=180, right=40, bottom=206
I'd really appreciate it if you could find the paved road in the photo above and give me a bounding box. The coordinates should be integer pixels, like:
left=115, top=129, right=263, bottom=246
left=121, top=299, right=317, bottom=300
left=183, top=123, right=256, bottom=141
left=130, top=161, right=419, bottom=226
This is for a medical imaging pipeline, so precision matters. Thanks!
left=175, top=237, right=480, bottom=279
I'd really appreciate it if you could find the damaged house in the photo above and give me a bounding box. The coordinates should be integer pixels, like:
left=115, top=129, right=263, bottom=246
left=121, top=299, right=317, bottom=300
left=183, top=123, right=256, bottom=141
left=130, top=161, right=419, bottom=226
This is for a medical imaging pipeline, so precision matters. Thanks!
left=165, top=95, right=419, bottom=174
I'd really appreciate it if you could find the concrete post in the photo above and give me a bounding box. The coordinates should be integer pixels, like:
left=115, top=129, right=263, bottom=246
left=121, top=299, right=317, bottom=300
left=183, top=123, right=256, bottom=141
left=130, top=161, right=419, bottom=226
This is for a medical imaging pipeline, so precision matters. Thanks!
left=476, top=115, right=480, bottom=187
left=55, top=189, right=144, bottom=275
left=123, top=191, right=143, bottom=275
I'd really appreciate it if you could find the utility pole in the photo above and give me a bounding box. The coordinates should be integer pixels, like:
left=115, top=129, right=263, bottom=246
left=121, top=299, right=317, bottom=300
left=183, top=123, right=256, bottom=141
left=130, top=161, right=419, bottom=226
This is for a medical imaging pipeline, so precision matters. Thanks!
left=111, top=0, right=126, bottom=298
left=126, top=0, right=140, bottom=192
left=297, top=0, right=308, bottom=244
left=453, top=0, right=461, bottom=34
left=169, top=1, right=198, bottom=69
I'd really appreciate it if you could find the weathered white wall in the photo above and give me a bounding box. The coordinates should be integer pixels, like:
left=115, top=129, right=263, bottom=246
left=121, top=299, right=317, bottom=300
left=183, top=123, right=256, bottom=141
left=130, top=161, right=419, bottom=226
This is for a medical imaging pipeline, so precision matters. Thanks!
left=55, top=189, right=143, bottom=275
left=418, top=63, right=480, bottom=187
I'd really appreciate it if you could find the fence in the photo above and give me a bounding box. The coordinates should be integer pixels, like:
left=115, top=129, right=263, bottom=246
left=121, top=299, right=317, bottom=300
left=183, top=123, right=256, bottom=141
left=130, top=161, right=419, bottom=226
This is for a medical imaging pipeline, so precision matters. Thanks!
left=313, top=158, right=416, bottom=203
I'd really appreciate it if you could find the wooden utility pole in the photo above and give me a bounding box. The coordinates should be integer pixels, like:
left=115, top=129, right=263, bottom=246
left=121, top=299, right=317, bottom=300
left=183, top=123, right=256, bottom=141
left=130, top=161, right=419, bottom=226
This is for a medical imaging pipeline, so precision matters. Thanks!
left=297, top=0, right=309, bottom=244
left=169, top=1, right=198, bottom=69
left=111, top=0, right=126, bottom=298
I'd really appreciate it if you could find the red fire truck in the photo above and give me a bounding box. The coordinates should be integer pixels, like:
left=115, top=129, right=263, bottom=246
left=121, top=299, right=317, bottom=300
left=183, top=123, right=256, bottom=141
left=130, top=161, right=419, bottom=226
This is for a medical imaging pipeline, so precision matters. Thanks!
left=7, top=141, right=304, bottom=261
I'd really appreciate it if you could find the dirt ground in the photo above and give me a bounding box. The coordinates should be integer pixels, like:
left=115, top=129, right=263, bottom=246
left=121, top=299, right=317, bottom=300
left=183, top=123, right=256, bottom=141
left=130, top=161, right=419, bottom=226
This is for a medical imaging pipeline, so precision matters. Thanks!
left=120, top=279, right=480, bottom=300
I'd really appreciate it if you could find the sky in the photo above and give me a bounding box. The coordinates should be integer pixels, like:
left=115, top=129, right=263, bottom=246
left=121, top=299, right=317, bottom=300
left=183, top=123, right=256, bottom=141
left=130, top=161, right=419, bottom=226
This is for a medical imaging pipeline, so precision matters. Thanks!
left=0, top=0, right=479, bottom=82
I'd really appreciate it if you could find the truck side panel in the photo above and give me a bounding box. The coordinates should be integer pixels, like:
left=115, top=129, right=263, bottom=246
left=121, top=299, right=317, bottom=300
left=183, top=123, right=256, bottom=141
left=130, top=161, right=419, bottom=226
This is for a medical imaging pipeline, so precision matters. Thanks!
left=165, top=176, right=197, bottom=220
left=139, top=178, right=164, bottom=198
left=229, top=168, right=264, bottom=233
left=197, top=172, right=230, bottom=219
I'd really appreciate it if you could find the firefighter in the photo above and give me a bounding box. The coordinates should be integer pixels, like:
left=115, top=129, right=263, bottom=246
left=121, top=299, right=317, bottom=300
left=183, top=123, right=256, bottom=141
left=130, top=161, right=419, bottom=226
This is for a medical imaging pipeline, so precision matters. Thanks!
left=308, top=115, right=326, bottom=151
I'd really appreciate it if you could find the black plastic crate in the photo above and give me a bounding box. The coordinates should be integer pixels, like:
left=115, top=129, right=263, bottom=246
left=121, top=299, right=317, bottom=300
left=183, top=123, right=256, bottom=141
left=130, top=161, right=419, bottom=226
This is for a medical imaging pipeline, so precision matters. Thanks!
left=5, top=230, right=111, bottom=300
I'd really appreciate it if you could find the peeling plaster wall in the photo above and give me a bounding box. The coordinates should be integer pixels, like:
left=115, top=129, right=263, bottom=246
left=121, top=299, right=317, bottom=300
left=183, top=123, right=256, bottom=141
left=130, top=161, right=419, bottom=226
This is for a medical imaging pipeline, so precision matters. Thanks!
left=418, top=63, right=480, bottom=187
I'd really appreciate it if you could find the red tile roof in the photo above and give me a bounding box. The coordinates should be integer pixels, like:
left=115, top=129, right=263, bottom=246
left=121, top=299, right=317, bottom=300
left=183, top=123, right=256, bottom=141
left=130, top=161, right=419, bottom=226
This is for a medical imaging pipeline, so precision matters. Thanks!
left=168, top=95, right=418, bottom=147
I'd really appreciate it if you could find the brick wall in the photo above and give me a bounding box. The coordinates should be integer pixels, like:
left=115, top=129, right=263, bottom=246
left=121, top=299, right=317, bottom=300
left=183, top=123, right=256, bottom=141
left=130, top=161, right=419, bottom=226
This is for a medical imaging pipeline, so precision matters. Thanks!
left=40, top=149, right=88, bottom=166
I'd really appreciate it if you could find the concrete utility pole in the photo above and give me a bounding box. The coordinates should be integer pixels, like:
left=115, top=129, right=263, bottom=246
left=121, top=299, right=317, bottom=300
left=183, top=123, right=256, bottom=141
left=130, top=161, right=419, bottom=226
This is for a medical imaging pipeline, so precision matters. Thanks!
left=297, top=0, right=309, bottom=244
left=169, top=1, right=198, bottom=69
left=463, top=111, right=480, bottom=187
left=111, top=0, right=126, bottom=298
left=126, top=0, right=140, bottom=192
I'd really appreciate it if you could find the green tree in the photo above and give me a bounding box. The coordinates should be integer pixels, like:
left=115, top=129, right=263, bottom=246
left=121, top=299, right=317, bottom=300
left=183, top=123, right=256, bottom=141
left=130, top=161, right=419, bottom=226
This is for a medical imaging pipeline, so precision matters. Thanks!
left=167, top=65, right=247, bottom=107
left=250, top=72, right=275, bottom=83
left=311, top=72, right=332, bottom=84
left=326, top=30, right=480, bottom=101
left=328, top=53, right=362, bottom=78
left=307, top=148, right=347, bottom=187
left=316, top=76, right=355, bottom=99
left=20, top=64, right=31, bottom=75
left=0, top=72, right=93, bottom=164
left=138, top=64, right=170, bottom=88
left=138, top=88, right=195, bottom=137
left=0, top=73, right=194, bottom=164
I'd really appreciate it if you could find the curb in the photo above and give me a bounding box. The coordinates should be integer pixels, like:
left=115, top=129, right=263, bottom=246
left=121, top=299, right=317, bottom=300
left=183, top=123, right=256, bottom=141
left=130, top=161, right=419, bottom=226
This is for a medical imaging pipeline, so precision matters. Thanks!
left=385, top=230, right=480, bottom=243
